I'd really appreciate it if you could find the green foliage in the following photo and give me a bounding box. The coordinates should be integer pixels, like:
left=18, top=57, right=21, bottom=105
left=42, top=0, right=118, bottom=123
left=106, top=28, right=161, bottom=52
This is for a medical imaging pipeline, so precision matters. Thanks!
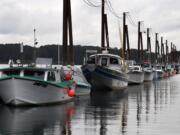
left=0, top=43, right=164, bottom=64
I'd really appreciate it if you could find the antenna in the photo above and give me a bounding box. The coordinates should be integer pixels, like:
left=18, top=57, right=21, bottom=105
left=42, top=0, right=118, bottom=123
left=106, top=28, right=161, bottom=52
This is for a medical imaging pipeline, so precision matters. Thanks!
left=33, top=29, right=38, bottom=63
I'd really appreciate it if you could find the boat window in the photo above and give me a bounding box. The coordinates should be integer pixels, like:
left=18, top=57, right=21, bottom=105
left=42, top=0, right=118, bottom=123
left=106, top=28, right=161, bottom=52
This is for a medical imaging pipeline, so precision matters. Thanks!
left=101, top=58, right=108, bottom=66
left=4, top=69, right=20, bottom=76
left=24, top=70, right=44, bottom=80
left=134, top=67, right=140, bottom=70
left=87, top=57, right=95, bottom=64
left=110, top=57, right=118, bottom=64
left=47, top=72, right=56, bottom=81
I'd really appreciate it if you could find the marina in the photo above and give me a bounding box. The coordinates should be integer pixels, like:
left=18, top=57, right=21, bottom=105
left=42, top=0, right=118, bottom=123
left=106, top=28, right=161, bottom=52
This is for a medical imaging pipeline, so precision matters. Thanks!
left=0, top=0, right=179, bottom=134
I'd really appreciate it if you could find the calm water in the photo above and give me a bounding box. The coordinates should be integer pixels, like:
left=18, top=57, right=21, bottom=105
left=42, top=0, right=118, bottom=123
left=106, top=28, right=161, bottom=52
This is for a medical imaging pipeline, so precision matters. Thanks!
left=0, top=75, right=180, bottom=135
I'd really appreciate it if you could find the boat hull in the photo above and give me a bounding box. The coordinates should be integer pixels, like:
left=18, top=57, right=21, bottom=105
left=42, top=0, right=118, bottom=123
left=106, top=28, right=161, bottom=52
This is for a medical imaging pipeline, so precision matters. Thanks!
left=91, top=67, right=128, bottom=90
left=128, top=71, right=144, bottom=84
left=144, top=71, right=154, bottom=81
left=0, top=78, right=73, bottom=106
left=81, top=64, right=95, bottom=84
left=76, top=84, right=91, bottom=96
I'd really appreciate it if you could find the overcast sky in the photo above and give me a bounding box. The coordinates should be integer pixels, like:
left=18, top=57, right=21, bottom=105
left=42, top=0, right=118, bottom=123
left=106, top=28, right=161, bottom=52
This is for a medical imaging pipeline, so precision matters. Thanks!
left=0, top=0, right=179, bottom=51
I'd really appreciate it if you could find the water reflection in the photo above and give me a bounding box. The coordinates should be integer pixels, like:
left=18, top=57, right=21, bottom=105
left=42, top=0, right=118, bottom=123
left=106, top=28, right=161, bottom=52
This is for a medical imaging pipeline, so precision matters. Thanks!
left=0, top=76, right=179, bottom=135
left=83, top=90, right=128, bottom=135
left=0, top=103, right=75, bottom=135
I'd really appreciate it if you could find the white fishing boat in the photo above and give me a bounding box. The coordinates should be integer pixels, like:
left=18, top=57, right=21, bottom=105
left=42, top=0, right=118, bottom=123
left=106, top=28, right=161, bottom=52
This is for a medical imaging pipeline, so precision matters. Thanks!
left=143, top=63, right=154, bottom=82
left=126, top=60, right=144, bottom=84
left=0, top=66, right=76, bottom=106
left=153, top=65, right=164, bottom=79
left=60, top=65, right=91, bottom=96
left=144, top=69, right=154, bottom=81
left=82, top=51, right=128, bottom=90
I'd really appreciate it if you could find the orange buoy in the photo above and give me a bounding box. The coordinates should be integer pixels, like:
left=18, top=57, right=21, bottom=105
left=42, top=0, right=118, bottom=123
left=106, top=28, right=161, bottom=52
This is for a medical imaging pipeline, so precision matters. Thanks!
left=68, top=89, right=76, bottom=97
left=64, top=73, right=72, bottom=81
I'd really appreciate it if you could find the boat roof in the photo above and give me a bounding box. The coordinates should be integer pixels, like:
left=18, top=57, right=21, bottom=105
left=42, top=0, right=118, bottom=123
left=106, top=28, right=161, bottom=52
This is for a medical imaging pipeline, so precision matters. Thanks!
left=129, top=65, right=141, bottom=68
left=0, top=66, right=59, bottom=71
left=90, top=53, right=122, bottom=59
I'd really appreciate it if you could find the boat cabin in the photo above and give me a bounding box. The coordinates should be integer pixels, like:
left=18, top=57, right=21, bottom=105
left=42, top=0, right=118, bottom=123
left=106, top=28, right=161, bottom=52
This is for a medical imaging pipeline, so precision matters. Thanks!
left=0, top=67, right=61, bottom=82
left=126, top=60, right=143, bottom=72
left=128, top=65, right=143, bottom=72
left=87, top=53, right=123, bottom=67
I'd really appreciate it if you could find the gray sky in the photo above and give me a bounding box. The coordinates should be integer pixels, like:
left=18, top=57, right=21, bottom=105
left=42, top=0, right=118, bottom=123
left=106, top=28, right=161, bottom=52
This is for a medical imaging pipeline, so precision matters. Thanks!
left=0, top=0, right=179, bottom=51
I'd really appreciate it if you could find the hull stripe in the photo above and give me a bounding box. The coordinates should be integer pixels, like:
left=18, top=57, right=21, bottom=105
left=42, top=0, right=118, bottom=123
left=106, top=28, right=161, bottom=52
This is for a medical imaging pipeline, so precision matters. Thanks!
left=95, top=67, right=128, bottom=82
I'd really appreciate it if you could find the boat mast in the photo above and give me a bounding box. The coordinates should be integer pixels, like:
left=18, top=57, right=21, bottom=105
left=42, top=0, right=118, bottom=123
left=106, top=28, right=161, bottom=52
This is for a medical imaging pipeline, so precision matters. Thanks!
left=166, top=40, right=169, bottom=64
left=155, top=33, right=159, bottom=64
left=123, top=12, right=130, bottom=60
left=62, top=0, right=74, bottom=65
left=147, top=28, right=151, bottom=64
left=137, top=21, right=144, bottom=64
left=101, top=0, right=109, bottom=51
left=161, top=37, right=165, bottom=65
left=119, top=23, right=124, bottom=59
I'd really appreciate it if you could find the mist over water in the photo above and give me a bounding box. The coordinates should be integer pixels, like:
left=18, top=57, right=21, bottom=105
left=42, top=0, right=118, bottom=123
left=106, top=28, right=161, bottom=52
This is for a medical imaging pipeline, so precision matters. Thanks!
left=0, top=75, right=180, bottom=135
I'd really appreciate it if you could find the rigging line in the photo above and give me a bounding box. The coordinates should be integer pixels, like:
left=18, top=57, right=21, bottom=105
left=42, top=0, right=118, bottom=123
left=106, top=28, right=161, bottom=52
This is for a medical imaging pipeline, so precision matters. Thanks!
left=90, top=0, right=101, bottom=4
left=127, top=13, right=138, bottom=27
left=105, top=0, right=122, bottom=19
left=126, top=14, right=137, bottom=27
left=86, top=0, right=101, bottom=6
left=106, top=1, right=121, bottom=19
left=82, top=0, right=101, bottom=7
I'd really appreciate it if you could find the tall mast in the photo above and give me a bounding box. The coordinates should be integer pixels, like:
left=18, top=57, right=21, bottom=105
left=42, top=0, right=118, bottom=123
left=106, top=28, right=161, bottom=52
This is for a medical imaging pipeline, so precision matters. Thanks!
left=123, top=12, right=126, bottom=57
left=101, top=0, right=105, bottom=49
left=101, top=0, right=109, bottom=51
left=147, top=28, right=151, bottom=63
left=161, top=37, right=164, bottom=64
left=155, top=33, right=159, bottom=64
left=62, top=0, right=74, bottom=65
left=137, top=21, right=143, bottom=64
left=166, top=40, right=168, bottom=64
left=33, top=29, right=38, bottom=63
left=123, top=12, right=130, bottom=60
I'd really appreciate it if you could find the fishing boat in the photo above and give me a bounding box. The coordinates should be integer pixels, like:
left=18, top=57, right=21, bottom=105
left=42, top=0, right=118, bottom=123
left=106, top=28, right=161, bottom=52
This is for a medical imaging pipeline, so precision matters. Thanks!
left=82, top=51, right=128, bottom=90
left=0, top=66, right=76, bottom=106
left=126, top=60, right=144, bottom=84
left=143, top=63, right=154, bottom=81
left=60, top=65, right=91, bottom=96
left=153, top=65, right=164, bottom=79
left=175, top=64, right=180, bottom=74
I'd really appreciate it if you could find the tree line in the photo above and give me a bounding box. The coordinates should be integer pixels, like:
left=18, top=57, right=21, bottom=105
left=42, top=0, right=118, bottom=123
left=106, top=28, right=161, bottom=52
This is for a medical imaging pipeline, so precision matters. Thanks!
left=0, top=43, right=178, bottom=65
